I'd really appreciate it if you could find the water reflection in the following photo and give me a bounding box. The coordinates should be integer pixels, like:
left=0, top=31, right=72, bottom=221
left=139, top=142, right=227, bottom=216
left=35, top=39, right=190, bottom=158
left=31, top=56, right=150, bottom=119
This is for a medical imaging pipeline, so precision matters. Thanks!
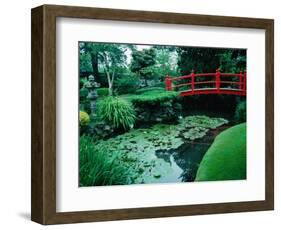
left=154, top=127, right=227, bottom=182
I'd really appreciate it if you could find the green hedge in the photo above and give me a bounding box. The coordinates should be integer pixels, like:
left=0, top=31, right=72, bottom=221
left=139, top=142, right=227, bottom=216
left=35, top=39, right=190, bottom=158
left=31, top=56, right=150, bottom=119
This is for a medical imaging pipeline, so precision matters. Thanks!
left=121, top=89, right=181, bottom=124
left=195, top=123, right=246, bottom=181
left=124, top=89, right=179, bottom=105
left=97, top=87, right=109, bottom=97
left=135, top=87, right=166, bottom=95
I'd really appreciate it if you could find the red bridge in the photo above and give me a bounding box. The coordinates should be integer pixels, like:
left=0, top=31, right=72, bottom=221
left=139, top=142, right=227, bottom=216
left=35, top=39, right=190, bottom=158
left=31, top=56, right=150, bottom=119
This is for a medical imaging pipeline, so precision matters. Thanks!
left=165, top=69, right=246, bottom=97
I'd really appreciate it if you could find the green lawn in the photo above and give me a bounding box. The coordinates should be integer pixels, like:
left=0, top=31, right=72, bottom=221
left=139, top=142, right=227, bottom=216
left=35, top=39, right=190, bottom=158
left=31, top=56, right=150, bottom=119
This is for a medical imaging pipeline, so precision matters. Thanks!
left=195, top=123, right=246, bottom=181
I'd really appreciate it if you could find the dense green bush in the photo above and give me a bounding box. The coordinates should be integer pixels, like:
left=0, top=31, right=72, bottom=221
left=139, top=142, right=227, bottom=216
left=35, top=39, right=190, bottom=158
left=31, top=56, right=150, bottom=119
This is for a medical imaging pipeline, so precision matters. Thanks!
left=115, top=75, right=140, bottom=94
left=96, top=87, right=109, bottom=97
left=79, top=98, right=91, bottom=115
left=125, top=89, right=179, bottom=104
left=97, top=96, right=136, bottom=130
left=79, top=78, right=87, bottom=88
left=79, top=87, right=89, bottom=99
left=195, top=123, right=246, bottom=181
left=122, top=89, right=181, bottom=124
left=79, top=136, right=132, bottom=186
left=235, top=100, right=246, bottom=123
left=135, top=87, right=165, bottom=95
left=153, top=81, right=166, bottom=88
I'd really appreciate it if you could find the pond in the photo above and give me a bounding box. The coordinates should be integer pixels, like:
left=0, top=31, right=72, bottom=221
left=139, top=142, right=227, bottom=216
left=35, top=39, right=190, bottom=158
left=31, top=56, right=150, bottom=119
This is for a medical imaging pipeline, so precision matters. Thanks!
left=94, top=116, right=230, bottom=185
left=155, top=125, right=229, bottom=183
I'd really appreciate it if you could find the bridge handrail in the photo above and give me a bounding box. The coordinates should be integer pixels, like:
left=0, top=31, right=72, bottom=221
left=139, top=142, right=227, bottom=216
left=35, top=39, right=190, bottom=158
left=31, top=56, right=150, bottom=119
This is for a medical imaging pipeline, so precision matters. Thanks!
left=165, top=69, right=246, bottom=95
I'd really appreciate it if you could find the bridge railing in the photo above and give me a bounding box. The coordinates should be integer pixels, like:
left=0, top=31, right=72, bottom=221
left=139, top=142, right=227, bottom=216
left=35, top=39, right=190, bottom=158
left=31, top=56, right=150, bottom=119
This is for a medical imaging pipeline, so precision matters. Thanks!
left=165, top=69, right=246, bottom=96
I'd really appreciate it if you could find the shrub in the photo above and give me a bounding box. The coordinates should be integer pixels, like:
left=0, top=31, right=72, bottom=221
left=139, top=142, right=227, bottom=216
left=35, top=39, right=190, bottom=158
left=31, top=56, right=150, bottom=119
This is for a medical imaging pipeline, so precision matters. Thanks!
left=97, top=87, right=109, bottom=97
left=125, top=89, right=179, bottom=104
left=153, top=81, right=166, bottom=88
left=235, top=100, right=246, bottom=123
left=195, top=123, right=246, bottom=181
left=115, top=75, right=140, bottom=94
left=97, top=96, right=136, bottom=130
left=135, top=87, right=165, bottom=94
left=122, top=89, right=181, bottom=124
left=79, top=111, right=90, bottom=126
left=79, top=87, right=89, bottom=100
left=91, top=121, right=114, bottom=139
left=79, top=136, right=132, bottom=186
left=80, top=99, right=91, bottom=115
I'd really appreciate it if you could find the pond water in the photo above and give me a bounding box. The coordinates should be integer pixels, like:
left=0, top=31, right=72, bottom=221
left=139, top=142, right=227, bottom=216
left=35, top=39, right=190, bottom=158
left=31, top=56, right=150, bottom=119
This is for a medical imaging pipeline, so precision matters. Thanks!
left=154, top=126, right=229, bottom=183
left=94, top=116, right=230, bottom=185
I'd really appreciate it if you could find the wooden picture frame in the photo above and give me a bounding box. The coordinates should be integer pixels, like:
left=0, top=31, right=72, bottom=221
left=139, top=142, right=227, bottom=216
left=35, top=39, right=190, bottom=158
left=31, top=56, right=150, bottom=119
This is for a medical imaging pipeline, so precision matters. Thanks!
left=31, top=4, right=274, bottom=225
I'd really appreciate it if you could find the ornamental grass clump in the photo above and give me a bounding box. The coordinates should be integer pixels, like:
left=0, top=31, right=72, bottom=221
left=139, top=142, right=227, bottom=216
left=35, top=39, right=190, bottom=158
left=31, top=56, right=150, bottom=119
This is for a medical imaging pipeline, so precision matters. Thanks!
left=79, top=136, right=132, bottom=186
left=97, top=96, right=136, bottom=130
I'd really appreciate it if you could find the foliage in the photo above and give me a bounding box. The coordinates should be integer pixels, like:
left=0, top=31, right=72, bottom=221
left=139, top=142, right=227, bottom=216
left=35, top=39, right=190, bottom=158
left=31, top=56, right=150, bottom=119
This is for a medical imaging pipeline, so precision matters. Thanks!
left=96, top=87, right=109, bottom=97
left=235, top=100, right=246, bottom=123
left=135, top=87, right=165, bottom=94
left=177, top=47, right=246, bottom=75
left=91, top=121, right=114, bottom=139
left=80, top=99, right=91, bottom=115
left=153, top=81, right=166, bottom=88
left=182, top=127, right=209, bottom=140
left=80, top=42, right=130, bottom=95
left=115, top=74, right=140, bottom=94
left=195, top=123, right=246, bottom=181
left=79, top=87, right=89, bottom=99
left=121, top=88, right=180, bottom=124
left=130, top=48, right=157, bottom=86
left=91, top=115, right=228, bottom=184
left=124, top=89, right=179, bottom=104
left=151, top=47, right=181, bottom=80
left=79, top=136, right=132, bottom=186
left=79, top=52, right=93, bottom=74
left=79, top=111, right=90, bottom=126
left=79, top=78, right=88, bottom=88
left=97, top=96, right=136, bottom=130
left=219, top=50, right=246, bottom=73
left=183, top=115, right=229, bottom=129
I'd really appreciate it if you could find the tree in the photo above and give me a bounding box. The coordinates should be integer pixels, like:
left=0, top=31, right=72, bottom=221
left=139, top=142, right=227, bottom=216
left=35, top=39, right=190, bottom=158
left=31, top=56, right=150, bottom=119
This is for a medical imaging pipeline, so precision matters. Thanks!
left=177, top=47, right=246, bottom=75
left=79, top=51, right=92, bottom=74
left=97, top=44, right=127, bottom=96
left=79, top=42, right=100, bottom=81
left=130, top=48, right=156, bottom=86
left=219, top=49, right=246, bottom=73
left=80, top=43, right=131, bottom=96
left=152, top=47, right=180, bottom=79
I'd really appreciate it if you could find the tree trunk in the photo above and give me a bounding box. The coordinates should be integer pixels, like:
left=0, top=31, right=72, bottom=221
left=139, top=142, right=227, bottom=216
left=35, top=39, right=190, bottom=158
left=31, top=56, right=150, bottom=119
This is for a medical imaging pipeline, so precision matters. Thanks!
left=108, top=84, right=113, bottom=96
left=90, top=53, right=99, bottom=82
left=106, top=71, right=113, bottom=96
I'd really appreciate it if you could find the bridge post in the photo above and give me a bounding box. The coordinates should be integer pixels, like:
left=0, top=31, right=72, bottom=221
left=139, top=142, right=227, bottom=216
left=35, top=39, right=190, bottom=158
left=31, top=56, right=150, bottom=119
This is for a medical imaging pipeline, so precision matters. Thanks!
left=216, top=68, right=221, bottom=93
left=243, top=70, right=247, bottom=94
left=239, top=71, right=243, bottom=90
left=165, top=75, right=172, bottom=91
left=191, top=70, right=195, bottom=94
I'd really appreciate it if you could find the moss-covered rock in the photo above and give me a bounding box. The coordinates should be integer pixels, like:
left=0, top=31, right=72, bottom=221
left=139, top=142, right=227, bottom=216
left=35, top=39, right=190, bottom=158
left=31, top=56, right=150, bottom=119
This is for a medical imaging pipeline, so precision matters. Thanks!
left=195, top=123, right=246, bottom=181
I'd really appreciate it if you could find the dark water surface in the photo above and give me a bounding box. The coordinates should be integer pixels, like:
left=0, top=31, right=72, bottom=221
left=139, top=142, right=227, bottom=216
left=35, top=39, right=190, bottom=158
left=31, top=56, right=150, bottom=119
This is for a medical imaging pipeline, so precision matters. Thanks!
left=155, top=126, right=229, bottom=182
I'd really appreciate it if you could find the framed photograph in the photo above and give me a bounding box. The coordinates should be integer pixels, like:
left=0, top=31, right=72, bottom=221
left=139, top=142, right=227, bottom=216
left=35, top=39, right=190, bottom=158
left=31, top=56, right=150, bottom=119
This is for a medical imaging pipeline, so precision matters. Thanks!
left=31, top=4, right=274, bottom=225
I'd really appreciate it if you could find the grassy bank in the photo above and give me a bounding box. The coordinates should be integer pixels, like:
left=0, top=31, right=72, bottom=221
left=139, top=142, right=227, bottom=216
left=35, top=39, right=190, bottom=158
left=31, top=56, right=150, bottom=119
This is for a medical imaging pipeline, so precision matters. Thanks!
left=195, top=123, right=246, bottom=181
